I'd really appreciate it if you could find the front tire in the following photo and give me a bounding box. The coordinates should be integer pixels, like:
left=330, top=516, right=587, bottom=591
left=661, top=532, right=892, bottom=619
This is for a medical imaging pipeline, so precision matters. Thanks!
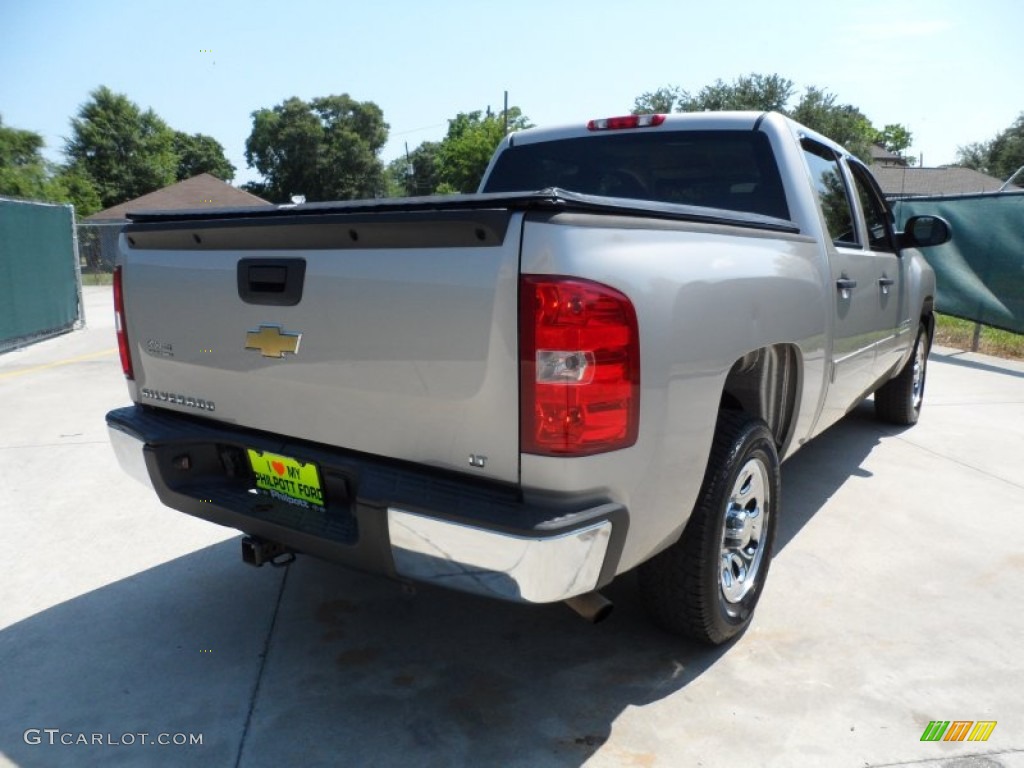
left=875, top=321, right=930, bottom=425
left=638, top=411, right=780, bottom=645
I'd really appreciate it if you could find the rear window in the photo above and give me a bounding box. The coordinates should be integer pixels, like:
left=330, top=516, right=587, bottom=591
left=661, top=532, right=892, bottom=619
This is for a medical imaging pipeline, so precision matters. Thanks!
left=483, top=130, right=790, bottom=220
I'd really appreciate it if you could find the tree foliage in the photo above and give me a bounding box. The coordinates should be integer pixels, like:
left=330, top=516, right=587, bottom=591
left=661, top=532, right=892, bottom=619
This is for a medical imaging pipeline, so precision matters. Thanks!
left=789, top=87, right=877, bottom=160
left=173, top=131, right=235, bottom=181
left=877, top=123, right=913, bottom=155
left=244, top=95, right=388, bottom=203
left=65, top=86, right=178, bottom=209
left=0, top=115, right=101, bottom=216
left=633, top=73, right=911, bottom=163
left=434, top=108, right=530, bottom=193
left=49, top=167, right=102, bottom=216
left=385, top=141, right=441, bottom=197
left=633, top=86, right=687, bottom=115
left=0, top=116, right=49, bottom=198
left=688, top=73, right=795, bottom=112
left=633, top=75, right=795, bottom=114
left=0, top=116, right=45, bottom=170
left=956, top=113, right=1024, bottom=182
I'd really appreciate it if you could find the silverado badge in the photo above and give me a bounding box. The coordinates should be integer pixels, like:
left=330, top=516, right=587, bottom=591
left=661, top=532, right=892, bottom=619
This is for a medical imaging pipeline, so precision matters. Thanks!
left=245, top=325, right=302, bottom=358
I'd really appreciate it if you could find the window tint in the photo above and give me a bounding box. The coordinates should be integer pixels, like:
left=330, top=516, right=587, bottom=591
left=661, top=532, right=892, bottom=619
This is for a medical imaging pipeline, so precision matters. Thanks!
left=849, top=163, right=895, bottom=252
left=483, top=130, right=790, bottom=220
left=801, top=140, right=858, bottom=247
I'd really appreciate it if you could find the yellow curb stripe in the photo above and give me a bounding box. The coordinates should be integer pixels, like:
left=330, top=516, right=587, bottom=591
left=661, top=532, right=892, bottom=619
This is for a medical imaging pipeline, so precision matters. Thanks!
left=0, top=347, right=118, bottom=380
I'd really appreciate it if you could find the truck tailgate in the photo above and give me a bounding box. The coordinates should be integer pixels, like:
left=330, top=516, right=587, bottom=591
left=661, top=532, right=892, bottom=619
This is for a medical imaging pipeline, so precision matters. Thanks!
left=120, top=208, right=522, bottom=484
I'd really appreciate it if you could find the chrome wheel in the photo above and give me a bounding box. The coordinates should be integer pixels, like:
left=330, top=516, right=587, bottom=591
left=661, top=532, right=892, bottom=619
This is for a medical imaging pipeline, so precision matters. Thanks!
left=911, top=335, right=927, bottom=411
left=720, top=457, right=770, bottom=608
left=638, top=411, right=779, bottom=644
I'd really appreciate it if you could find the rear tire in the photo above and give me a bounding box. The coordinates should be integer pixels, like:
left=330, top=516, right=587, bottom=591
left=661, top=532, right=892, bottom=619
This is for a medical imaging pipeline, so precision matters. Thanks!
left=875, top=321, right=930, bottom=425
left=638, top=411, right=780, bottom=645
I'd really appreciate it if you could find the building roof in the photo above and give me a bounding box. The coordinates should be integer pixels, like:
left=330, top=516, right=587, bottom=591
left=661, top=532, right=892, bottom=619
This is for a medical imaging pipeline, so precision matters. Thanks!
left=870, top=165, right=1020, bottom=198
left=869, top=144, right=908, bottom=168
left=85, top=174, right=271, bottom=221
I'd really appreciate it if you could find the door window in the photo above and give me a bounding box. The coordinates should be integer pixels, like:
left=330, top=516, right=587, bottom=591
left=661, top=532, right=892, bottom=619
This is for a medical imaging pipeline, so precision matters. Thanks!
left=849, top=162, right=896, bottom=252
left=801, top=140, right=858, bottom=247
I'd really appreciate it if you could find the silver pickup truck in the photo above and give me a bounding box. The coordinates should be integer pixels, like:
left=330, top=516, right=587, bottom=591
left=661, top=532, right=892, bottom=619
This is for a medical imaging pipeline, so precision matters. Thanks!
left=106, top=111, right=950, bottom=644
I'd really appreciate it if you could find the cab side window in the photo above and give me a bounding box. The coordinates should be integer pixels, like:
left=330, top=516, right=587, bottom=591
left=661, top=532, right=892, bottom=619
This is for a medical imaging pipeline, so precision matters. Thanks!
left=849, top=162, right=896, bottom=252
left=801, top=140, right=858, bottom=248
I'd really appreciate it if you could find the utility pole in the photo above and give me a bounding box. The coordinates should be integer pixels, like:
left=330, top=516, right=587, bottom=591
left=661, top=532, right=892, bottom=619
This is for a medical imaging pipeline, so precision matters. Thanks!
left=504, top=90, right=509, bottom=135
left=404, top=142, right=413, bottom=195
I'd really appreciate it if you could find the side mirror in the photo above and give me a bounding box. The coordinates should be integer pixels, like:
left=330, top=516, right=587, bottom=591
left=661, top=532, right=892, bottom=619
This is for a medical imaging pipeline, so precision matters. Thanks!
left=899, top=214, right=952, bottom=249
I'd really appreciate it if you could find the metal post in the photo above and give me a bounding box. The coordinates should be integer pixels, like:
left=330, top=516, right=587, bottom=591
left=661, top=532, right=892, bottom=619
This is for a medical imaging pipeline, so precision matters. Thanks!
left=998, top=165, right=1024, bottom=192
left=69, top=205, right=86, bottom=329
left=971, top=322, right=982, bottom=352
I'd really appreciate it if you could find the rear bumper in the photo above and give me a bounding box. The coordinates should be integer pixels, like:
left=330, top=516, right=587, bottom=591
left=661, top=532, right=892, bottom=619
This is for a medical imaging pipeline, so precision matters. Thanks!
left=106, top=405, right=627, bottom=604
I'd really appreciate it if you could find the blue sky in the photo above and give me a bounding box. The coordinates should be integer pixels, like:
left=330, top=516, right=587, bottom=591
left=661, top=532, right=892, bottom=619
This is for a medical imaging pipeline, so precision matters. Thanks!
left=2, top=0, right=1021, bottom=187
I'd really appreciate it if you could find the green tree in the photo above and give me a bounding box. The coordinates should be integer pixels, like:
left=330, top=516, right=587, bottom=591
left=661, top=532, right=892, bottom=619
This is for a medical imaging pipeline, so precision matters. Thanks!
left=49, top=167, right=102, bottom=217
left=0, top=115, right=45, bottom=170
left=0, top=115, right=101, bottom=215
left=873, top=123, right=916, bottom=165
left=244, top=94, right=388, bottom=203
left=634, top=75, right=794, bottom=115
left=633, top=86, right=688, bottom=114
left=986, top=115, right=1024, bottom=181
left=632, top=75, right=908, bottom=164
left=173, top=132, right=235, bottom=181
left=386, top=141, right=441, bottom=197
left=436, top=107, right=530, bottom=193
left=790, top=87, right=878, bottom=161
left=957, top=113, right=1024, bottom=182
left=683, top=73, right=794, bottom=112
left=65, top=86, right=178, bottom=208
left=876, top=123, right=913, bottom=155
left=0, top=115, right=49, bottom=198
left=955, top=141, right=990, bottom=171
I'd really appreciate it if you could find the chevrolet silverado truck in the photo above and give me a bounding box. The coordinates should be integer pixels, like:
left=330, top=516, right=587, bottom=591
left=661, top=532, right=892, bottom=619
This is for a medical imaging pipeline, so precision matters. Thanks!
left=106, top=111, right=950, bottom=644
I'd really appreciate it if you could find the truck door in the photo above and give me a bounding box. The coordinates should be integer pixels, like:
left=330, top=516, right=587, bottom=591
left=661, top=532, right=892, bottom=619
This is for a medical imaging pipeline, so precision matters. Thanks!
left=801, top=140, right=890, bottom=419
left=846, top=160, right=907, bottom=379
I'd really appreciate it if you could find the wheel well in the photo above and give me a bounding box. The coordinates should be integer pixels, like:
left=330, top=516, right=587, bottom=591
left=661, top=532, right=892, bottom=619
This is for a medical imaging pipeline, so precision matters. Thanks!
left=921, top=299, right=935, bottom=340
left=719, top=345, right=800, bottom=448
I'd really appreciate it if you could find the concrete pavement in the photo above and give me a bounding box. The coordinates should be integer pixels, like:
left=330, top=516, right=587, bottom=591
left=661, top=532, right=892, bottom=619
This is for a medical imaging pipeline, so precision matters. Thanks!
left=1, top=285, right=1022, bottom=767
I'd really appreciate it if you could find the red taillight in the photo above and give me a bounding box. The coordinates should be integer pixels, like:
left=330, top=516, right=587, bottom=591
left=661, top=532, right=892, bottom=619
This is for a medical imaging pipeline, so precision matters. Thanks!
left=520, top=276, right=639, bottom=456
left=587, top=114, right=666, bottom=131
left=113, top=265, right=133, bottom=379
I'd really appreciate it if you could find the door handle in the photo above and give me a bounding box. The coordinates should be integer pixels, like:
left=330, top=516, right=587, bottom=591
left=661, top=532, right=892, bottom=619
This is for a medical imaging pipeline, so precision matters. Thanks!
left=878, top=277, right=895, bottom=287
left=237, top=258, right=307, bottom=306
left=836, top=277, right=857, bottom=300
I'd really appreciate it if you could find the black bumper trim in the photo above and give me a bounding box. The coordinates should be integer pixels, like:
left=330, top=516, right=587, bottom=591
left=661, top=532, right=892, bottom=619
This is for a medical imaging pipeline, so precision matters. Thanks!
left=107, top=406, right=629, bottom=588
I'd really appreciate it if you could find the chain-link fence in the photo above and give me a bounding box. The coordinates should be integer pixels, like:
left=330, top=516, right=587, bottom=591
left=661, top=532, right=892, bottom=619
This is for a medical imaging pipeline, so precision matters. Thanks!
left=77, top=221, right=123, bottom=277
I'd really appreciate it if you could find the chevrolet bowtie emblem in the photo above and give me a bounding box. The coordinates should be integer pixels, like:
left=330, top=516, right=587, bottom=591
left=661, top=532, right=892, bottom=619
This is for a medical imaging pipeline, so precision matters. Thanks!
left=245, top=325, right=302, bottom=358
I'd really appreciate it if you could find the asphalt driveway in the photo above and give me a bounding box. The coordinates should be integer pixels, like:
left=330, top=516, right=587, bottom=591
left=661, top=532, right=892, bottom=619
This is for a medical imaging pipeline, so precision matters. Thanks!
left=1, top=286, right=1022, bottom=767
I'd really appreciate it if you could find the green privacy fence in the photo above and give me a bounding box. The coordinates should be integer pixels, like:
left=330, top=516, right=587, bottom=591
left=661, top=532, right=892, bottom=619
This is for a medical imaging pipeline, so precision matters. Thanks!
left=0, top=198, right=82, bottom=352
left=893, top=191, right=1024, bottom=334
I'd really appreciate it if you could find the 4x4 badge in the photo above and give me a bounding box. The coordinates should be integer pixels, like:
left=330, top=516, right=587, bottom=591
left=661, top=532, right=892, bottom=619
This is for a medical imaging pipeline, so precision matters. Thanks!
left=245, top=325, right=302, bottom=358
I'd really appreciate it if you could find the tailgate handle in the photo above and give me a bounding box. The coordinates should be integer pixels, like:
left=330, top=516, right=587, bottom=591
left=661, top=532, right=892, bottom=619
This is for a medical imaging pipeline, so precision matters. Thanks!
left=237, top=258, right=306, bottom=306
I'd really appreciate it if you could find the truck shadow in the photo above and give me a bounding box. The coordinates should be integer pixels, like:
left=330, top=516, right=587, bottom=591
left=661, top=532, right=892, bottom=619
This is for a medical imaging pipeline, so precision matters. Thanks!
left=776, top=399, right=884, bottom=552
left=0, top=405, right=889, bottom=767
left=929, top=349, right=1024, bottom=380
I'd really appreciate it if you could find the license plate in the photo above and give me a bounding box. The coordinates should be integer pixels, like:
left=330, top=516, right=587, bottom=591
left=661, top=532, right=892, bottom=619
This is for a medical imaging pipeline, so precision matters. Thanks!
left=246, top=448, right=325, bottom=508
